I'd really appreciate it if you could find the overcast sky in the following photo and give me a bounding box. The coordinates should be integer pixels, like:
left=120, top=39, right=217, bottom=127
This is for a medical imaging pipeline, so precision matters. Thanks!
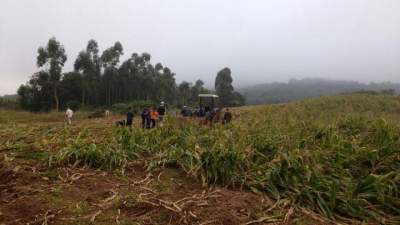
left=0, top=0, right=399, bottom=95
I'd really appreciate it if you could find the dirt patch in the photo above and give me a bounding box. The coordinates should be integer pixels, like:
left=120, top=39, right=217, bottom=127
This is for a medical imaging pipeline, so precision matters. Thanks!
left=0, top=154, right=332, bottom=225
left=120, top=200, right=156, bottom=217
left=1, top=196, right=48, bottom=225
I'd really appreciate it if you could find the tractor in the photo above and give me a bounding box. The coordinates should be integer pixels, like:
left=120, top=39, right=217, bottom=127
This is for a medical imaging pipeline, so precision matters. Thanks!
left=197, top=94, right=219, bottom=117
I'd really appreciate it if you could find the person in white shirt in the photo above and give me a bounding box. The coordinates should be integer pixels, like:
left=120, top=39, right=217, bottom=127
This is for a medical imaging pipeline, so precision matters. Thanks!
left=65, top=107, right=74, bottom=124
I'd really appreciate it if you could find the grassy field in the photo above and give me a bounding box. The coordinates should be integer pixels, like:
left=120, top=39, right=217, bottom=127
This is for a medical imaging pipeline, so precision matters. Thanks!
left=1, top=94, right=399, bottom=225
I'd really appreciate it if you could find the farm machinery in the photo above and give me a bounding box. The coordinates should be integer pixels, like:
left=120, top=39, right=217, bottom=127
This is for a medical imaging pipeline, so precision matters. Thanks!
left=181, top=94, right=219, bottom=117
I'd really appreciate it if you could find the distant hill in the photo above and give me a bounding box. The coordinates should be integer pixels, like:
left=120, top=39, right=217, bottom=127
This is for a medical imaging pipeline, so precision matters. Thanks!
left=238, top=78, right=400, bottom=105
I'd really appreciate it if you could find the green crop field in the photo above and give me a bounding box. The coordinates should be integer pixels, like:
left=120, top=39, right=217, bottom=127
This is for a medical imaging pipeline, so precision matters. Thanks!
left=1, top=94, right=399, bottom=225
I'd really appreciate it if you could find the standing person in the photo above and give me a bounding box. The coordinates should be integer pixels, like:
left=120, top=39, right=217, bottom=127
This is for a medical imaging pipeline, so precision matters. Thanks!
left=222, top=108, right=232, bottom=124
left=126, top=108, right=134, bottom=128
left=157, top=101, right=166, bottom=122
left=141, top=108, right=148, bottom=128
left=150, top=107, right=159, bottom=128
left=205, top=109, right=215, bottom=127
left=145, top=109, right=151, bottom=129
left=65, top=107, right=74, bottom=125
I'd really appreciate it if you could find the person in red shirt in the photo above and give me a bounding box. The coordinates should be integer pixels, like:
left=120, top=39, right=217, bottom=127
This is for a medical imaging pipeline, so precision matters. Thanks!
left=150, top=107, right=159, bottom=128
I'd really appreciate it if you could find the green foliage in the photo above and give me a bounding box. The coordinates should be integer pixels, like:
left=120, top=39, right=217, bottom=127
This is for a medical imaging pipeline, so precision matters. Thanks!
left=20, top=38, right=226, bottom=111
left=215, top=67, right=245, bottom=106
left=50, top=129, right=128, bottom=170
left=175, top=80, right=211, bottom=107
left=36, top=37, right=67, bottom=112
left=6, top=94, right=393, bottom=222
left=18, top=72, right=53, bottom=112
left=101, top=94, right=399, bottom=223
left=18, top=37, right=68, bottom=112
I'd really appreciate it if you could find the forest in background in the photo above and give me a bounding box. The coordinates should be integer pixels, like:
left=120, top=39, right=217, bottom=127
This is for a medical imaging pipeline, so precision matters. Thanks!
left=3, top=38, right=400, bottom=111
left=239, top=78, right=400, bottom=105
left=14, top=38, right=244, bottom=112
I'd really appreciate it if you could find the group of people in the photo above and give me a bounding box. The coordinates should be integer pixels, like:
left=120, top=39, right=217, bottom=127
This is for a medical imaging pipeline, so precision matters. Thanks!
left=207, top=107, right=232, bottom=125
left=125, top=102, right=167, bottom=129
left=181, top=106, right=232, bottom=125
left=65, top=100, right=232, bottom=127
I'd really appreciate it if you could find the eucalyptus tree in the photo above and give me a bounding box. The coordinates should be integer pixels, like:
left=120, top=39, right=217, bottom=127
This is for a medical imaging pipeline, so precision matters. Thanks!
left=100, top=42, right=123, bottom=105
left=60, top=72, right=83, bottom=106
left=161, top=67, right=178, bottom=105
left=36, top=37, right=67, bottom=111
left=178, top=81, right=191, bottom=106
left=18, top=38, right=220, bottom=111
left=189, top=79, right=208, bottom=103
left=215, top=67, right=245, bottom=106
left=17, top=71, right=53, bottom=112
left=74, top=39, right=101, bottom=106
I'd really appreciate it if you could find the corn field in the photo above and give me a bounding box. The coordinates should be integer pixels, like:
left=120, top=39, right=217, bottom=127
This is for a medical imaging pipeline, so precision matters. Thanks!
left=3, top=94, right=399, bottom=224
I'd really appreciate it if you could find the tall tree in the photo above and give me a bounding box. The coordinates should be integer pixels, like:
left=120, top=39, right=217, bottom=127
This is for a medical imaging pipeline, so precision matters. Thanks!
left=19, top=38, right=214, bottom=111
left=178, top=81, right=191, bottom=106
left=215, top=67, right=245, bottom=106
left=17, top=71, right=53, bottom=112
left=74, top=39, right=101, bottom=106
left=215, top=67, right=234, bottom=106
left=36, top=37, right=67, bottom=111
left=100, top=42, right=123, bottom=105
left=60, top=72, right=83, bottom=105
left=187, top=79, right=205, bottom=104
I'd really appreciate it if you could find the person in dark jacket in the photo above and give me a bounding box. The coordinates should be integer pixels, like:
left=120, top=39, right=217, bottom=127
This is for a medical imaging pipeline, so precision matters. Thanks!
left=141, top=108, right=151, bottom=128
left=222, top=108, right=232, bottom=124
left=126, top=108, right=134, bottom=127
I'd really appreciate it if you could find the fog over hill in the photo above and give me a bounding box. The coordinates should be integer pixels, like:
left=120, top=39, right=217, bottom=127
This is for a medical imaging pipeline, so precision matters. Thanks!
left=238, top=78, right=400, bottom=105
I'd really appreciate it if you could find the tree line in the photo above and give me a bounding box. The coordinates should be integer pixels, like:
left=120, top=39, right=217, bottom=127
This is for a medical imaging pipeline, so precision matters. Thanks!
left=18, top=37, right=245, bottom=112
